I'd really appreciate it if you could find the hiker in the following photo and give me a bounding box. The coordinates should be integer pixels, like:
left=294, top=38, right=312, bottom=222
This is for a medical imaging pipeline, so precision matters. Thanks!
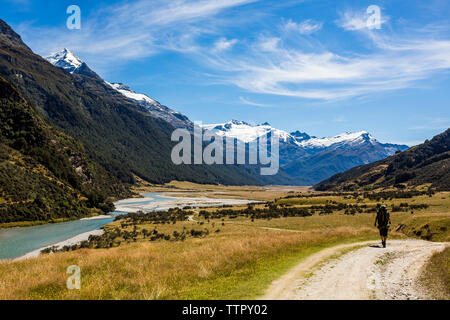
left=374, top=205, right=391, bottom=248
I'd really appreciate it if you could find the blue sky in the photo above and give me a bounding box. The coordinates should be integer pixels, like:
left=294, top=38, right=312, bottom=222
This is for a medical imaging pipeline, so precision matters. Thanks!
left=1, top=0, right=450, bottom=145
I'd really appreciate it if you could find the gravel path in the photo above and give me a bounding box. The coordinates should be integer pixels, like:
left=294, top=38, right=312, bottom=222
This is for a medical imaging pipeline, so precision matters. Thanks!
left=261, top=240, right=448, bottom=300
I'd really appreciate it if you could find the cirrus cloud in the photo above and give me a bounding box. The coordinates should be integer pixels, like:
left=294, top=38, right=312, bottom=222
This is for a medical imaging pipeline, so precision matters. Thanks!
left=283, top=19, right=323, bottom=35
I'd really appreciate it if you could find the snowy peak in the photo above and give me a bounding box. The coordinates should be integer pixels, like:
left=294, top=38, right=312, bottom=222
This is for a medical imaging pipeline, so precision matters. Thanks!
left=202, top=120, right=292, bottom=143
left=108, top=83, right=133, bottom=92
left=230, top=119, right=251, bottom=126
left=46, top=48, right=83, bottom=74
left=298, top=131, right=378, bottom=149
left=291, top=131, right=312, bottom=142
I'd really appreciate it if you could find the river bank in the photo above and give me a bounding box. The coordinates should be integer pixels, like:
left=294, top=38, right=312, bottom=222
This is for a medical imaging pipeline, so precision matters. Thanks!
left=115, top=193, right=259, bottom=213
left=16, top=229, right=105, bottom=261
left=13, top=215, right=116, bottom=260
left=0, top=212, right=110, bottom=229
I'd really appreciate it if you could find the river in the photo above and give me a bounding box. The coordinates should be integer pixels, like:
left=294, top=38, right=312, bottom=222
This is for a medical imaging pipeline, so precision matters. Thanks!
left=0, top=192, right=255, bottom=260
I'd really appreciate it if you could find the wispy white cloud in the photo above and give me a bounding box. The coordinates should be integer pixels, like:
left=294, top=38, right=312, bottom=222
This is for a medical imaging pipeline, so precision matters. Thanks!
left=213, top=38, right=238, bottom=52
left=283, top=19, right=323, bottom=35
left=106, top=0, right=258, bottom=29
left=200, top=16, right=450, bottom=100
left=18, top=0, right=258, bottom=65
left=239, top=96, right=271, bottom=107
left=16, top=2, right=450, bottom=102
left=256, top=36, right=281, bottom=52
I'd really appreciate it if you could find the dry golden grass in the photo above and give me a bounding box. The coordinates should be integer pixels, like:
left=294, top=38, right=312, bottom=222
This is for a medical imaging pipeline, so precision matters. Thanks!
left=0, top=217, right=376, bottom=300
left=420, top=247, right=450, bottom=300
left=226, top=211, right=410, bottom=234
left=398, top=214, right=450, bottom=242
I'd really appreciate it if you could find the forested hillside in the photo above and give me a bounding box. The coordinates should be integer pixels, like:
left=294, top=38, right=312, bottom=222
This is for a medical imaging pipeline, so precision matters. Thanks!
left=0, top=75, right=127, bottom=223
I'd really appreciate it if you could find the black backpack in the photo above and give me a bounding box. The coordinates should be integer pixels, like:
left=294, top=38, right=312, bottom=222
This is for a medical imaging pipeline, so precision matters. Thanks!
left=377, top=207, right=389, bottom=227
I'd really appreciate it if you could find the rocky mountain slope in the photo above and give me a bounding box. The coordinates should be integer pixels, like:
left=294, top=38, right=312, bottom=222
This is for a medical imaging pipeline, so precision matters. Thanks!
left=106, top=82, right=193, bottom=129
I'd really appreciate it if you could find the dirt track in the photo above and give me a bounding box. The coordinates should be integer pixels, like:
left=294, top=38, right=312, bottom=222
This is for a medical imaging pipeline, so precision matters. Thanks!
left=261, top=240, right=448, bottom=300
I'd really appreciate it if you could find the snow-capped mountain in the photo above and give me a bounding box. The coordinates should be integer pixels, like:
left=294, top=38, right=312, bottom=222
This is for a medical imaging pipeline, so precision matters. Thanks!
left=202, top=120, right=307, bottom=166
left=46, top=48, right=83, bottom=74
left=291, top=131, right=312, bottom=142
left=202, top=120, right=293, bottom=143
left=45, top=48, right=101, bottom=79
left=298, top=131, right=376, bottom=149
left=46, top=49, right=192, bottom=129
left=203, top=120, right=405, bottom=155
left=202, top=120, right=409, bottom=184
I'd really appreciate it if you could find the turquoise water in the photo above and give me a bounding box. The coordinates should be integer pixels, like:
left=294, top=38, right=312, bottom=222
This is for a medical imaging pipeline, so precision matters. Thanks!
left=0, top=193, right=172, bottom=260
left=118, top=193, right=173, bottom=208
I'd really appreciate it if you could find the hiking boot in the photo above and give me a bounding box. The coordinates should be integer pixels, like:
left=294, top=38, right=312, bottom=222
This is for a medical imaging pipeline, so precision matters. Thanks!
left=382, top=240, right=386, bottom=248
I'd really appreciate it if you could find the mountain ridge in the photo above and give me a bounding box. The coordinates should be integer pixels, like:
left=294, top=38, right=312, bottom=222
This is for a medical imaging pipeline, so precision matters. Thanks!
left=46, top=48, right=193, bottom=129
left=202, top=120, right=409, bottom=184
left=45, top=46, right=409, bottom=185
left=202, top=120, right=407, bottom=150
left=315, top=128, right=450, bottom=191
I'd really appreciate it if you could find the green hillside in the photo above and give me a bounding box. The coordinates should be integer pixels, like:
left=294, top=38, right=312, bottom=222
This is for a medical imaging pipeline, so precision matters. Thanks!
left=0, top=74, right=129, bottom=223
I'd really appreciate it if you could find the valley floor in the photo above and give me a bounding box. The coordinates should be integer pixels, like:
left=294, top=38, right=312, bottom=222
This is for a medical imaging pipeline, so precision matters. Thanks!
left=0, top=183, right=449, bottom=300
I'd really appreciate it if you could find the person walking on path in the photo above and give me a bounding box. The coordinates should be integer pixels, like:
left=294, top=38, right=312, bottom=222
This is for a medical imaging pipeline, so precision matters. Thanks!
left=375, top=205, right=391, bottom=248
